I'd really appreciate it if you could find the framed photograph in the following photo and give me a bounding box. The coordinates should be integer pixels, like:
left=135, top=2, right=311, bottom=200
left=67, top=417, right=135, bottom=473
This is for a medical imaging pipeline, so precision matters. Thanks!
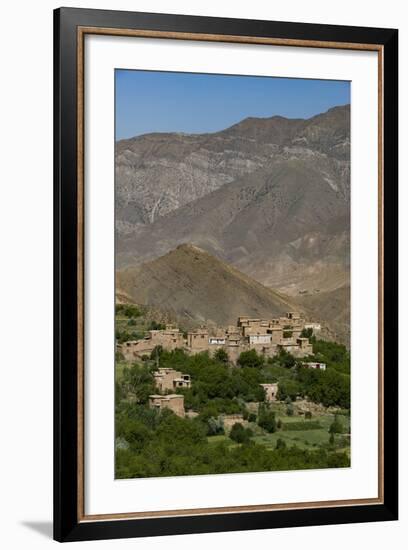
left=54, top=7, right=398, bottom=542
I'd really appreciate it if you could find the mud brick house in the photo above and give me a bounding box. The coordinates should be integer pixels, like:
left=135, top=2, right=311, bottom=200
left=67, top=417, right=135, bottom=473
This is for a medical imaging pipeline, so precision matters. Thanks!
left=118, top=324, right=184, bottom=361
left=148, top=394, right=185, bottom=417
left=260, top=383, right=279, bottom=402
left=301, top=361, right=327, bottom=371
left=153, top=368, right=191, bottom=392
left=119, top=312, right=315, bottom=365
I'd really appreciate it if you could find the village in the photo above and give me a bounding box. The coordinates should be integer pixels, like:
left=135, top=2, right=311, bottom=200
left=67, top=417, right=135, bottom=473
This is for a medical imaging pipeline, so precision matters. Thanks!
left=117, top=312, right=326, bottom=419
left=115, top=307, right=350, bottom=476
left=118, top=311, right=320, bottom=363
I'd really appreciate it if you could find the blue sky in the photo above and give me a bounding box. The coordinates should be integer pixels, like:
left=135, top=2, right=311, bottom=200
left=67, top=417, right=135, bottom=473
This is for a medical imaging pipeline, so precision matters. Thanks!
left=115, top=69, right=350, bottom=140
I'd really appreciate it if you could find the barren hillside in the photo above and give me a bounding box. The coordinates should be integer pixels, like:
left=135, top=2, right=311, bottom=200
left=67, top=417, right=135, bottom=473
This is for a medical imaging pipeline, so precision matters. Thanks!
left=117, top=244, right=299, bottom=327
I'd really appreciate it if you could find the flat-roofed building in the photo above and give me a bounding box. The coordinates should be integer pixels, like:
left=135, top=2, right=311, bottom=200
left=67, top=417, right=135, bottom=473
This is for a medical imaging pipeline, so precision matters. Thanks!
left=117, top=324, right=184, bottom=361
left=249, top=334, right=272, bottom=345
left=187, top=327, right=209, bottom=352
left=304, top=322, right=321, bottom=332
left=260, top=382, right=279, bottom=402
left=147, top=325, right=185, bottom=350
left=120, top=312, right=316, bottom=367
left=153, top=368, right=191, bottom=392
left=209, top=337, right=226, bottom=345
left=118, top=337, right=155, bottom=361
left=301, top=361, right=327, bottom=371
left=222, top=413, right=249, bottom=433
left=149, top=394, right=185, bottom=417
left=296, top=337, right=313, bottom=356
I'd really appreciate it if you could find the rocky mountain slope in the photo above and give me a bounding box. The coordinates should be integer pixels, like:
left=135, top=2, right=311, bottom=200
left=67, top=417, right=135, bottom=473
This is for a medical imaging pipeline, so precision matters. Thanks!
left=117, top=157, right=349, bottom=295
left=115, top=105, right=350, bottom=342
left=117, top=244, right=299, bottom=327
left=116, top=106, right=349, bottom=224
left=294, top=284, right=350, bottom=346
left=115, top=105, right=350, bottom=296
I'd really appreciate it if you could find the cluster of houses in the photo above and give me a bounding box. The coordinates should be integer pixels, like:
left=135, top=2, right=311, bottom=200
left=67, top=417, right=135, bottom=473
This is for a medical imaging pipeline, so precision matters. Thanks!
left=147, top=370, right=325, bottom=419
left=118, top=311, right=324, bottom=418
left=147, top=366, right=325, bottom=418
left=118, top=311, right=320, bottom=365
left=147, top=369, right=280, bottom=418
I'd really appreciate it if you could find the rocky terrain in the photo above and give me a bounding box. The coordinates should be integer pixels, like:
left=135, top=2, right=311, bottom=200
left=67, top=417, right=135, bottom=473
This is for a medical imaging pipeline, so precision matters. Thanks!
left=115, top=105, right=350, bottom=343
left=294, top=284, right=351, bottom=345
left=117, top=244, right=299, bottom=328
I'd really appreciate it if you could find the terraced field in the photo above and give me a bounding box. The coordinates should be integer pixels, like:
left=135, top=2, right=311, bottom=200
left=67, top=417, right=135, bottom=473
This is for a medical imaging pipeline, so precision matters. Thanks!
left=206, top=406, right=350, bottom=455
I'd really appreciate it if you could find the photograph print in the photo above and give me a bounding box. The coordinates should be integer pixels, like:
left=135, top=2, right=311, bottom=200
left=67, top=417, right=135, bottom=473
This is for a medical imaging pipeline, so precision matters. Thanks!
left=114, top=70, right=351, bottom=480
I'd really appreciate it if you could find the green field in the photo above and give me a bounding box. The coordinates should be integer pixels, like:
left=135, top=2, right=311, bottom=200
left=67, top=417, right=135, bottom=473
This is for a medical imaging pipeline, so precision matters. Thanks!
left=206, top=410, right=350, bottom=452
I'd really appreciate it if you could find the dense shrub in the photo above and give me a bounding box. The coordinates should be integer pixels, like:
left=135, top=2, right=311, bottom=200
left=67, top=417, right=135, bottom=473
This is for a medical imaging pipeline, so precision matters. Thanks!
left=277, top=348, right=296, bottom=369
left=300, top=328, right=313, bottom=339
left=214, top=348, right=229, bottom=363
left=275, top=438, right=287, bottom=450
left=258, top=405, right=277, bottom=433
left=148, top=321, right=166, bottom=331
left=237, top=349, right=264, bottom=368
left=229, top=423, right=253, bottom=444
left=116, top=304, right=142, bottom=318
left=120, top=364, right=156, bottom=404
left=115, top=329, right=145, bottom=344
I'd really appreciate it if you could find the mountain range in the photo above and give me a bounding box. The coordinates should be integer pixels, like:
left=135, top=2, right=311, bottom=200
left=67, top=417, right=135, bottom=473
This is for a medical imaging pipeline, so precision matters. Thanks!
left=115, top=105, right=350, bottom=343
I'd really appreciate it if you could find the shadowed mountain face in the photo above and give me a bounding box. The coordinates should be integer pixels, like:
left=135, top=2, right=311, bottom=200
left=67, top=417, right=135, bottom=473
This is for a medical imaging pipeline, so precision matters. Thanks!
left=116, top=105, right=350, bottom=296
left=117, top=244, right=299, bottom=327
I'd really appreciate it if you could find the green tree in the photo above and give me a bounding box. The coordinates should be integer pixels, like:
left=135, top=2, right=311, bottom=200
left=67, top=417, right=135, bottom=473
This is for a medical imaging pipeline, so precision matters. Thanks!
left=276, top=378, right=302, bottom=401
left=300, top=328, right=313, bottom=339
left=115, top=350, right=125, bottom=362
left=229, top=423, right=253, bottom=444
left=115, top=380, right=125, bottom=403
left=237, top=349, right=264, bottom=368
left=206, top=416, right=224, bottom=436
left=327, top=451, right=350, bottom=468
left=122, top=364, right=155, bottom=404
left=122, top=305, right=141, bottom=318
left=258, top=405, right=277, bottom=433
left=115, top=329, right=144, bottom=344
left=214, top=348, right=229, bottom=363
left=309, top=338, right=350, bottom=375
left=285, top=396, right=295, bottom=417
left=276, top=438, right=287, bottom=450
left=150, top=345, right=163, bottom=366
left=148, top=320, right=166, bottom=331
left=329, top=415, right=344, bottom=435
left=277, top=348, right=296, bottom=368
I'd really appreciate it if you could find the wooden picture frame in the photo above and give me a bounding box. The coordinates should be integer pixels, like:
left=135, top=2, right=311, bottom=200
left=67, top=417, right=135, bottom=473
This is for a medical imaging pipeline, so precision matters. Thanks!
left=54, top=7, right=398, bottom=542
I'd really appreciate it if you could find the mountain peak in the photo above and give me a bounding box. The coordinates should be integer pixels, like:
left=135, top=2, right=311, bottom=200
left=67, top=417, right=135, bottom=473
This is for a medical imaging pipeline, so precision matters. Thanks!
left=175, top=243, right=205, bottom=254
left=117, top=246, right=296, bottom=327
